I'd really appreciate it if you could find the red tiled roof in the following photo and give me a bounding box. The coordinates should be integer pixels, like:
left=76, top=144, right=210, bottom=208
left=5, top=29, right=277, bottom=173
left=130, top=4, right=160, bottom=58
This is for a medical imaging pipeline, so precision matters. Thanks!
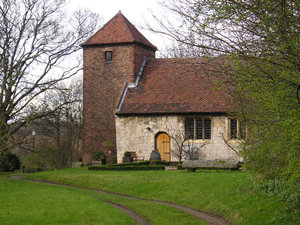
left=82, top=11, right=157, bottom=50
left=117, top=58, right=234, bottom=115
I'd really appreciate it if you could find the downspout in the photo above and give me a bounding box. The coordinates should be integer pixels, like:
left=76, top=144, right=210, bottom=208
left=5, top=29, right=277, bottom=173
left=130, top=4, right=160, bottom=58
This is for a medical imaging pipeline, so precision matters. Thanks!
left=117, top=57, right=147, bottom=112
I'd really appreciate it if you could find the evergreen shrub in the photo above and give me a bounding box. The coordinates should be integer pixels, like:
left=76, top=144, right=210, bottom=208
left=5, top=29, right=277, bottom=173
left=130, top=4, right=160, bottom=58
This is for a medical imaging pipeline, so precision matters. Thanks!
left=0, top=152, right=21, bottom=172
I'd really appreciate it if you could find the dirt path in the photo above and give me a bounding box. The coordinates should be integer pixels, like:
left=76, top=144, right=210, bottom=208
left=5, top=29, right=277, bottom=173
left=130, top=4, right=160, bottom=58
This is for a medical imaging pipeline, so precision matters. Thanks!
left=103, top=200, right=151, bottom=225
left=10, top=176, right=150, bottom=225
left=11, top=176, right=232, bottom=225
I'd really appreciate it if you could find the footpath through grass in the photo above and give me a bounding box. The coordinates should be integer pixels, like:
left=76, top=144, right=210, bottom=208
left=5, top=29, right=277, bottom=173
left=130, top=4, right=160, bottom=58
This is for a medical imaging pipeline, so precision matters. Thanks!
left=0, top=175, right=206, bottom=225
left=0, top=177, right=135, bottom=225
left=28, top=167, right=299, bottom=225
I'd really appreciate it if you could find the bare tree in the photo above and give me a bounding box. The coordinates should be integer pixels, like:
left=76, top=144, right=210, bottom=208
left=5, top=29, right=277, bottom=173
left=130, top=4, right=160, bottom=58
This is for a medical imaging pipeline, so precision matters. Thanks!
left=160, top=41, right=203, bottom=58
left=17, top=78, right=83, bottom=169
left=0, top=0, right=100, bottom=152
left=169, top=130, right=186, bottom=162
left=219, top=132, right=243, bottom=157
left=169, top=129, right=206, bottom=162
left=42, top=79, right=83, bottom=167
left=184, top=140, right=206, bottom=160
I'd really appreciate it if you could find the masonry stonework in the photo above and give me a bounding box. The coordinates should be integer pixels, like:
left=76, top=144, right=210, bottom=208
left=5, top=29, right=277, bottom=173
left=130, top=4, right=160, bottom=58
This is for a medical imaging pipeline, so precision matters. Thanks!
left=115, top=115, right=242, bottom=163
left=82, top=44, right=155, bottom=163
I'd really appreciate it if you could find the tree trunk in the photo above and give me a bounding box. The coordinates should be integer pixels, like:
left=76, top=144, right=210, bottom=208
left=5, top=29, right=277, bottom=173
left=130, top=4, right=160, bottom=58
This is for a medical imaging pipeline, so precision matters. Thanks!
left=0, top=110, right=10, bottom=153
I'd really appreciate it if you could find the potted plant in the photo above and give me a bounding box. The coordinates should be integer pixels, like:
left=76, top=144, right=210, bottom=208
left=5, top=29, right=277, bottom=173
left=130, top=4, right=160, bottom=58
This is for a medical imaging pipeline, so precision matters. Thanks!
left=123, top=151, right=133, bottom=163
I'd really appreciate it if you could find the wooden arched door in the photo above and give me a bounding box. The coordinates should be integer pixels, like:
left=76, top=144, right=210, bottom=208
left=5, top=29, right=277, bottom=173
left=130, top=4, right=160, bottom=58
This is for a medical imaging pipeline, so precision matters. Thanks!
left=156, top=133, right=171, bottom=161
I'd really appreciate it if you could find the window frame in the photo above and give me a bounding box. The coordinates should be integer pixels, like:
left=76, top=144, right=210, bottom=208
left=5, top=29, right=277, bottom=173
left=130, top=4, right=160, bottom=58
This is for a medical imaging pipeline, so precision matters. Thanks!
left=230, top=118, right=246, bottom=140
left=185, top=117, right=212, bottom=140
left=105, top=51, right=112, bottom=62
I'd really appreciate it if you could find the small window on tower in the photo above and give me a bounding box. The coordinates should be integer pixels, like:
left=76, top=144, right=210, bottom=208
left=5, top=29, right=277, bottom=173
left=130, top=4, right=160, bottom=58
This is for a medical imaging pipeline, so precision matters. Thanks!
left=105, top=51, right=112, bottom=62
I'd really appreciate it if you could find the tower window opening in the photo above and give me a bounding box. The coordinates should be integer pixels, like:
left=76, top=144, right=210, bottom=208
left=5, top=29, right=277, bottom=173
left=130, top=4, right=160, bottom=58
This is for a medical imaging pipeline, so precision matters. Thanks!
left=105, top=51, right=112, bottom=62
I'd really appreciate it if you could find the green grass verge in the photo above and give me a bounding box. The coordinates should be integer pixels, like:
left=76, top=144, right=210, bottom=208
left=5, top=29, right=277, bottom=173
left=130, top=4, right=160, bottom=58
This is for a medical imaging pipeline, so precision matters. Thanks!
left=0, top=177, right=135, bottom=225
left=27, top=167, right=299, bottom=225
left=87, top=191, right=207, bottom=225
left=0, top=176, right=207, bottom=225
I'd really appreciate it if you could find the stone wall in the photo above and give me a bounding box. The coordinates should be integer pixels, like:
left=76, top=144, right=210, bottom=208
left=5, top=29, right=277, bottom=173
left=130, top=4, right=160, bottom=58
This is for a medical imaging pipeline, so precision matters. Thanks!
left=115, top=115, right=243, bottom=163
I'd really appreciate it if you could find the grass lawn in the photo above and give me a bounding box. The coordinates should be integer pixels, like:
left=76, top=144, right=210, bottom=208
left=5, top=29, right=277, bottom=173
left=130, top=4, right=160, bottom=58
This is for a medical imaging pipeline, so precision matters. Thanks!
left=0, top=175, right=206, bottom=225
left=92, top=191, right=206, bottom=225
left=27, top=168, right=299, bottom=225
left=0, top=177, right=136, bottom=225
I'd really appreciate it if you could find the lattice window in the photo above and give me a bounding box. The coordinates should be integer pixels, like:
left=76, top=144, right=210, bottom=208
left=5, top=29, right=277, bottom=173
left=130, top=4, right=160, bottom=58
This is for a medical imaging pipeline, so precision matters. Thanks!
left=204, top=119, right=211, bottom=139
left=230, top=119, right=238, bottom=139
left=196, top=119, right=203, bottom=139
left=187, top=118, right=194, bottom=139
left=186, top=118, right=211, bottom=140
left=230, top=119, right=246, bottom=139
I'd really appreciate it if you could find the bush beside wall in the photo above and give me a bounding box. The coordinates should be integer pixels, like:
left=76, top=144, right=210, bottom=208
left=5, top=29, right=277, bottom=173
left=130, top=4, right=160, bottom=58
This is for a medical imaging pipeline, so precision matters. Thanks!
left=107, top=160, right=179, bottom=167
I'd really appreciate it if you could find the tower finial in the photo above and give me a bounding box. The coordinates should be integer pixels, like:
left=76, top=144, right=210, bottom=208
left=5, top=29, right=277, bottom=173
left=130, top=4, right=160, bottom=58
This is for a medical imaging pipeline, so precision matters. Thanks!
left=119, top=10, right=121, bottom=13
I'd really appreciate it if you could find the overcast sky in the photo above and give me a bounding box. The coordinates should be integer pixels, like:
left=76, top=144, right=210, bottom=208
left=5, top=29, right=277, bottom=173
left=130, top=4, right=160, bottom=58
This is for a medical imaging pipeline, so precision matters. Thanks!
left=65, top=0, right=172, bottom=54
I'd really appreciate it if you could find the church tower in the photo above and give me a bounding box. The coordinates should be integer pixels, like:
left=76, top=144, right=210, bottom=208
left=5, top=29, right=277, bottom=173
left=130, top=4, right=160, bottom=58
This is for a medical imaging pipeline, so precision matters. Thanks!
left=81, top=12, right=156, bottom=163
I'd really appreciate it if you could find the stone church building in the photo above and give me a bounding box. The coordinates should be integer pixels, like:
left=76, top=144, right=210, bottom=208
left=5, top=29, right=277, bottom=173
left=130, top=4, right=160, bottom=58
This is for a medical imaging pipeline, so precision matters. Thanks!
left=82, top=12, right=243, bottom=163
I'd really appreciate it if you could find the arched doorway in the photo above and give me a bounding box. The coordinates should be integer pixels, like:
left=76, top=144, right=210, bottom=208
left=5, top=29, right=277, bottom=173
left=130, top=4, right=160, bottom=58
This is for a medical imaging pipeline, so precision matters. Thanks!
left=156, top=132, right=171, bottom=161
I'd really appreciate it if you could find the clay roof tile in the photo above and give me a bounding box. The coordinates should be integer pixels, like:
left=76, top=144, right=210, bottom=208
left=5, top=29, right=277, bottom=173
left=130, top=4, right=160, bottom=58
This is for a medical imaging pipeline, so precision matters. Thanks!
left=117, top=58, right=234, bottom=115
left=82, top=11, right=157, bottom=50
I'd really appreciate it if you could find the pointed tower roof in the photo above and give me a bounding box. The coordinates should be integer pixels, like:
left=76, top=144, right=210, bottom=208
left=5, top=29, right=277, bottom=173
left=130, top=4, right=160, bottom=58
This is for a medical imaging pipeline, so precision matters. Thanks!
left=82, top=11, right=157, bottom=50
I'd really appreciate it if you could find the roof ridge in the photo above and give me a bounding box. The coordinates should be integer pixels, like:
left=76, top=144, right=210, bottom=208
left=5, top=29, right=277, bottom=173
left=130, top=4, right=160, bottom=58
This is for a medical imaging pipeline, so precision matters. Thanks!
left=119, top=12, right=135, bottom=42
left=81, top=12, right=120, bottom=46
left=82, top=11, right=157, bottom=50
left=119, top=13, right=157, bottom=50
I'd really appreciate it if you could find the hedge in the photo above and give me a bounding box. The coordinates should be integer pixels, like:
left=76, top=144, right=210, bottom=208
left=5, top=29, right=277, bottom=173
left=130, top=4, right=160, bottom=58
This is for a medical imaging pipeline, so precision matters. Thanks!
left=101, top=160, right=179, bottom=167
left=114, top=161, right=151, bottom=167
left=88, top=165, right=165, bottom=171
